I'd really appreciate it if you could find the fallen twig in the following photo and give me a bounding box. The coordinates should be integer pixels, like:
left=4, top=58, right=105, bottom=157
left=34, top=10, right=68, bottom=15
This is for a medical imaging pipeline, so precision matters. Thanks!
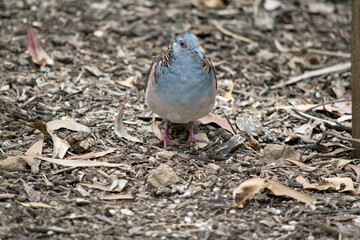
left=305, top=99, right=351, bottom=112
left=292, top=107, right=352, bottom=132
left=327, top=131, right=360, bottom=144
left=274, top=39, right=351, bottom=58
left=223, top=114, right=237, bottom=135
left=211, top=20, right=253, bottom=43
left=271, top=62, right=351, bottom=89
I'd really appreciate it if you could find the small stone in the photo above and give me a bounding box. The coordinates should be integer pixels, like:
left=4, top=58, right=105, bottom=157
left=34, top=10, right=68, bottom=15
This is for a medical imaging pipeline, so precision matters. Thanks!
left=229, top=209, right=236, bottom=214
left=263, top=144, right=301, bottom=164
left=208, top=163, right=220, bottom=171
left=120, top=209, right=134, bottom=216
left=129, top=226, right=144, bottom=236
left=108, top=209, right=116, bottom=215
left=281, top=225, right=295, bottom=231
left=75, top=185, right=90, bottom=197
left=75, top=198, right=90, bottom=205
left=147, top=164, right=181, bottom=188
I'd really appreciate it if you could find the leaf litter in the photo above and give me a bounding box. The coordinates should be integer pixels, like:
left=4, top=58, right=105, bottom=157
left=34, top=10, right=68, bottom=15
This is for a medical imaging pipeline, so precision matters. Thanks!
left=26, top=20, right=53, bottom=67
left=0, top=0, right=358, bottom=239
left=233, top=177, right=316, bottom=208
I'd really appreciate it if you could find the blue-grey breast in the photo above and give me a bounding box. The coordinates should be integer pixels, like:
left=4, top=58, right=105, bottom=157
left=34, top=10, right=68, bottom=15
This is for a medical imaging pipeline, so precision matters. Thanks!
left=145, top=32, right=217, bottom=147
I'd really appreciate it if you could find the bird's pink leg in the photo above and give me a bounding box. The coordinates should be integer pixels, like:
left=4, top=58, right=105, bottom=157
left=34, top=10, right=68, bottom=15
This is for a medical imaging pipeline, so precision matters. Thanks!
left=185, top=121, right=206, bottom=146
left=157, top=119, right=177, bottom=148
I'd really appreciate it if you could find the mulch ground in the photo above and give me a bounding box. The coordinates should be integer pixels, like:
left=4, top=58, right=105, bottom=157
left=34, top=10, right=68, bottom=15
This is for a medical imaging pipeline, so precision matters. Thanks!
left=0, top=0, right=358, bottom=239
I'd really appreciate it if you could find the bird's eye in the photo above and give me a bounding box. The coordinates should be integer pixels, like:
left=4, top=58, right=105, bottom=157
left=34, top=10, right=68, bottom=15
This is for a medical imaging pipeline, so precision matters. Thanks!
left=179, top=41, right=187, bottom=48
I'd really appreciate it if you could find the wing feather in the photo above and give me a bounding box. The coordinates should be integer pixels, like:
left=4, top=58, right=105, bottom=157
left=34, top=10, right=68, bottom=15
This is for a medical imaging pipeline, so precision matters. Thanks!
left=203, top=57, right=217, bottom=89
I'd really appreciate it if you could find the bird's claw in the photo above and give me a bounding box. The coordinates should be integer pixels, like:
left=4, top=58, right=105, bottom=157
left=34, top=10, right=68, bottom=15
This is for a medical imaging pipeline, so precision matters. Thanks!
left=185, top=137, right=206, bottom=146
left=157, top=135, right=177, bottom=148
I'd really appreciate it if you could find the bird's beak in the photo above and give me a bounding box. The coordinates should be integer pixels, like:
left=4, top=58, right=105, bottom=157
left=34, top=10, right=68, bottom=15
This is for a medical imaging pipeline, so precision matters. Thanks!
left=191, top=48, right=203, bottom=59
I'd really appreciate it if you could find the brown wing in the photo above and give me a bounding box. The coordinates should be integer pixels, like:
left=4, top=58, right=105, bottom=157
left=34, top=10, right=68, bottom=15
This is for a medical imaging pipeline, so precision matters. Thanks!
left=144, top=43, right=172, bottom=93
left=203, top=56, right=217, bottom=89
left=157, top=43, right=172, bottom=67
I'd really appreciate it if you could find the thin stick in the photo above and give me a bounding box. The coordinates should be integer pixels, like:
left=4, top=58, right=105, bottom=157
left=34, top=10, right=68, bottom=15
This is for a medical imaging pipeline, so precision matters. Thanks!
left=292, top=107, right=352, bottom=132
left=274, top=39, right=351, bottom=58
left=305, top=48, right=351, bottom=58
left=271, top=62, right=351, bottom=89
left=305, top=99, right=351, bottom=112
left=211, top=20, right=253, bottom=43
left=327, top=131, right=360, bottom=144
left=223, top=114, right=237, bottom=135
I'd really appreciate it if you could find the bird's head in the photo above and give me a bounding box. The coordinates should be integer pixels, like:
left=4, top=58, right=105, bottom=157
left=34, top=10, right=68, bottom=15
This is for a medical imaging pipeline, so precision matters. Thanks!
left=171, top=32, right=204, bottom=60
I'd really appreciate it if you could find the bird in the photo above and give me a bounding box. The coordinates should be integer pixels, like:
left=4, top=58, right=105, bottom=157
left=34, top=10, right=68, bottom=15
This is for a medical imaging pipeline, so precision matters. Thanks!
left=145, top=32, right=217, bottom=147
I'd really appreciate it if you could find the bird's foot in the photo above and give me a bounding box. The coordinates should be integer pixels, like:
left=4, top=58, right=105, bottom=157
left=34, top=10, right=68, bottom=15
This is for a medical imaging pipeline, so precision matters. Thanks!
left=157, top=135, right=177, bottom=148
left=185, top=137, right=206, bottom=146
left=185, top=121, right=207, bottom=146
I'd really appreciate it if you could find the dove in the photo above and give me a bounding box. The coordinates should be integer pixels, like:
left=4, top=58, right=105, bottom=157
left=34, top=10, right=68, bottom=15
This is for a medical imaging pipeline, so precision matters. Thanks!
left=145, top=32, right=217, bottom=147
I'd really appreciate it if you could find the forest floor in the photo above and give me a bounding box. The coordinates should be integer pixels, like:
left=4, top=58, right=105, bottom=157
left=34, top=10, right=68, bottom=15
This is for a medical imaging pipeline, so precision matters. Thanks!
left=0, top=0, right=357, bottom=239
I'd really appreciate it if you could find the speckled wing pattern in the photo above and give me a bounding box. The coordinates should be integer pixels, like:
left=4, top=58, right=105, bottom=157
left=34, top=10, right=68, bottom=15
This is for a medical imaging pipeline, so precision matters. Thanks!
left=157, top=43, right=172, bottom=67
left=145, top=43, right=217, bottom=91
left=202, top=56, right=217, bottom=89
left=144, top=44, right=172, bottom=92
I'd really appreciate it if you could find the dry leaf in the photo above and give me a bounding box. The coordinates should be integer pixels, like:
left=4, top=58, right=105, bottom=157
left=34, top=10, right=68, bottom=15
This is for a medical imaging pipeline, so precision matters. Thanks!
left=315, top=181, right=336, bottom=191
left=0, top=155, right=31, bottom=171
left=25, top=139, right=44, bottom=157
left=47, top=119, right=91, bottom=158
left=337, top=159, right=353, bottom=168
left=295, top=176, right=317, bottom=189
left=348, top=164, right=360, bottom=181
left=114, top=76, right=138, bottom=88
left=285, top=159, right=317, bottom=170
left=194, top=133, right=209, bottom=149
left=50, top=132, right=70, bottom=159
left=37, top=156, right=132, bottom=170
left=67, top=148, right=116, bottom=160
left=266, top=180, right=316, bottom=204
left=19, top=120, right=49, bottom=135
left=16, top=200, right=61, bottom=209
left=151, top=115, right=163, bottom=140
left=199, top=112, right=235, bottom=134
left=224, top=83, right=234, bottom=100
left=114, top=103, right=142, bottom=143
left=322, top=177, right=358, bottom=193
left=100, top=194, right=134, bottom=201
left=46, top=119, right=91, bottom=133
left=26, top=20, right=53, bottom=67
left=21, top=119, right=91, bottom=158
left=233, top=177, right=315, bottom=208
left=233, top=178, right=266, bottom=208
left=24, top=140, right=44, bottom=165
left=297, top=177, right=359, bottom=194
